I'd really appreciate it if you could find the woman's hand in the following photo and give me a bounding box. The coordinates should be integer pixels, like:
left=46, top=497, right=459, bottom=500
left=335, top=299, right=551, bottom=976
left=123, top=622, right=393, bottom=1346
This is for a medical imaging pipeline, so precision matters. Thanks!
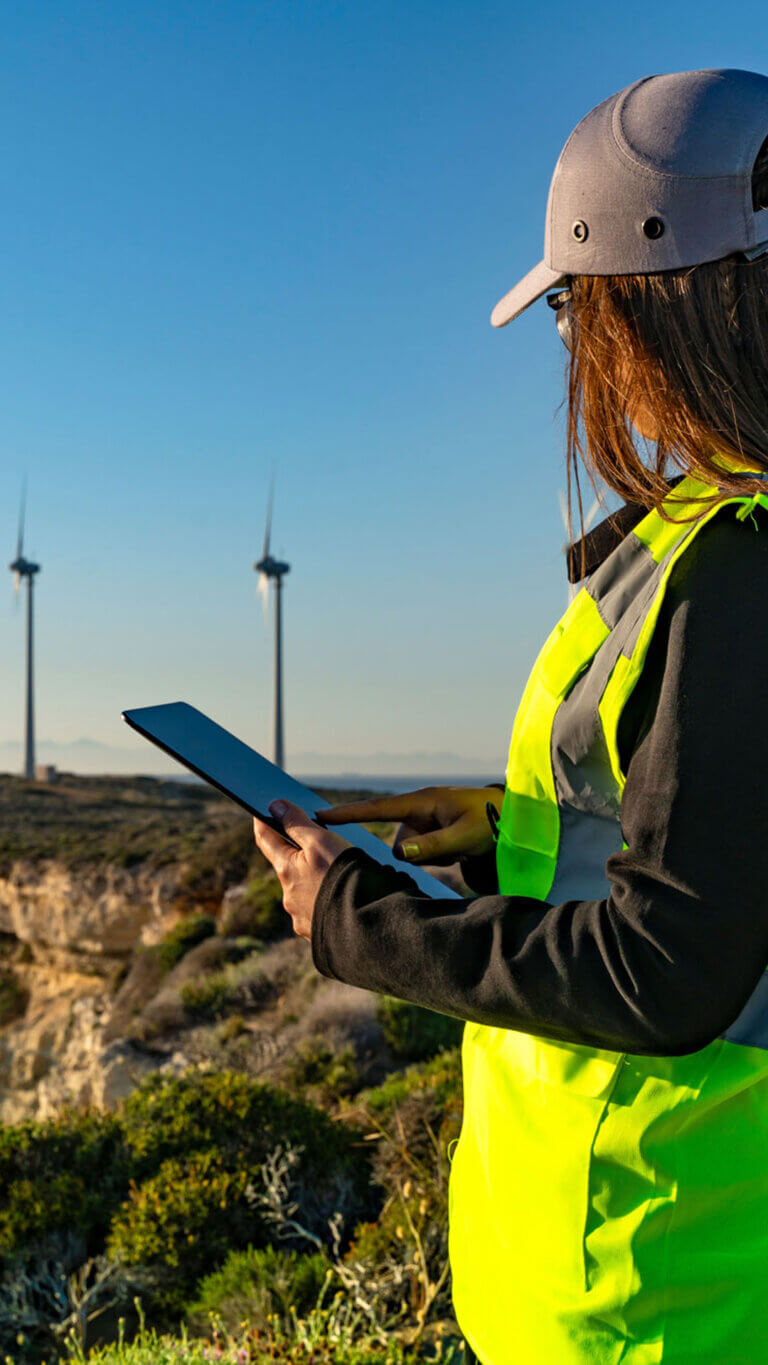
left=316, top=785, right=503, bottom=865
left=253, top=800, right=351, bottom=941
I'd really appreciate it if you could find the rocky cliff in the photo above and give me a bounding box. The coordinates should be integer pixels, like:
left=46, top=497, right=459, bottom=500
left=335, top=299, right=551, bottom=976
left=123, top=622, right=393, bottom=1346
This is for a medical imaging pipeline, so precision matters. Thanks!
left=0, top=773, right=257, bottom=1122
left=0, top=859, right=183, bottom=1122
left=0, top=772, right=452, bottom=1124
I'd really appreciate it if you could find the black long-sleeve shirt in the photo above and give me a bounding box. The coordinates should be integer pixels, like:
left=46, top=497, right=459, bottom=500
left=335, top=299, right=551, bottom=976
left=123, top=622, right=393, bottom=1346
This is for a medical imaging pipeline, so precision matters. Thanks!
left=311, top=510, right=768, bottom=1057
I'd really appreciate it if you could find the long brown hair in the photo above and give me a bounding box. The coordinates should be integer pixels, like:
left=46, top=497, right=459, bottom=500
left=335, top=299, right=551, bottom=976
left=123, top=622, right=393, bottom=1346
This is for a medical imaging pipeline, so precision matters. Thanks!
left=566, top=137, right=768, bottom=527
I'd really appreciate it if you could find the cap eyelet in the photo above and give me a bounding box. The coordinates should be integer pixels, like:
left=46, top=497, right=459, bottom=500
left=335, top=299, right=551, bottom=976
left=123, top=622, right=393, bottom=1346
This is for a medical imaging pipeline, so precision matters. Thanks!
left=642, top=216, right=665, bottom=240
left=572, top=220, right=589, bottom=243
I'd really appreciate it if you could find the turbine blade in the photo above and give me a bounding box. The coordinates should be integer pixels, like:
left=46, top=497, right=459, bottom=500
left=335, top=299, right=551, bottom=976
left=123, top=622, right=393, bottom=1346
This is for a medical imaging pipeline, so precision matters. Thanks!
left=16, top=479, right=26, bottom=560
left=558, top=489, right=570, bottom=537
left=262, top=476, right=274, bottom=559
left=257, top=571, right=270, bottom=625
left=584, top=497, right=601, bottom=533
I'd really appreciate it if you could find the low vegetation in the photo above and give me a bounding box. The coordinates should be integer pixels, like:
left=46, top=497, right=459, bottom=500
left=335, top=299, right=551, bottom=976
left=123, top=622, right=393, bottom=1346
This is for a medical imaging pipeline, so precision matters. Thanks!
left=0, top=774, right=252, bottom=877
left=220, top=875, right=288, bottom=941
left=157, top=915, right=217, bottom=972
left=281, top=1036, right=360, bottom=1104
left=62, top=1307, right=457, bottom=1364
left=180, top=950, right=271, bottom=1021
left=375, top=998, right=463, bottom=1064
left=0, top=774, right=470, bottom=1362
left=0, top=774, right=388, bottom=879
left=187, top=1245, right=331, bottom=1335
left=0, top=1049, right=465, bottom=1363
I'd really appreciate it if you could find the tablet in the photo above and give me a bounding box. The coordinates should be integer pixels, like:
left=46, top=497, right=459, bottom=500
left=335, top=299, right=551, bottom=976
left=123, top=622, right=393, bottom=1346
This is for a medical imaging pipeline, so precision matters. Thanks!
left=122, top=702, right=459, bottom=900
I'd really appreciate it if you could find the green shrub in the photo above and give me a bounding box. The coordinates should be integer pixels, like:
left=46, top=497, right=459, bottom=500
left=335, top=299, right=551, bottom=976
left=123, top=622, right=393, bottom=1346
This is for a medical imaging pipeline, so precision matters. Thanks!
left=216, top=1013, right=248, bottom=1043
left=180, top=970, right=233, bottom=1018
left=235, top=875, right=287, bottom=940
left=121, top=1072, right=370, bottom=1196
left=0, top=1171, right=90, bottom=1266
left=187, top=1245, right=330, bottom=1334
left=0, top=970, right=28, bottom=1026
left=376, top=998, right=463, bottom=1064
left=283, top=1036, right=359, bottom=1100
left=105, top=1073, right=373, bottom=1315
left=179, top=951, right=270, bottom=1020
left=0, top=1070, right=373, bottom=1281
left=0, top=1110, right=129, bottom=1264
left=157, top=914, right=216, bottom=971
left=107, top=1150, right=259, bottom=1313
left=354, top=1047, right=462, bottom=1127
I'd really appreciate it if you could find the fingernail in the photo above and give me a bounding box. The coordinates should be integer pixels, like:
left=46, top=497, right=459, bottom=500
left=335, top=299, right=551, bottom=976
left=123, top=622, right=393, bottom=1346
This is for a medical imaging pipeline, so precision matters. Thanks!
left=401, top=842, right=419, bottom=860
left=271, top=800, right=287, bottom=817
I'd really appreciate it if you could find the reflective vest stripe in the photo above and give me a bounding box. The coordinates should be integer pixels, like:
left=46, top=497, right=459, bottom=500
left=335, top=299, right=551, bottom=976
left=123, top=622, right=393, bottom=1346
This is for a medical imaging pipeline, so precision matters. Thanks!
left=451, top=474, right=768, bottom=1365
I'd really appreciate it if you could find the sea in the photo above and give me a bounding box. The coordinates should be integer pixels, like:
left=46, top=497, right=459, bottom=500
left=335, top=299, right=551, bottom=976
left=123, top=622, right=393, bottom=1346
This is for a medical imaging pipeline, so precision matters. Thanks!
left=300, top=774, right=500, bottom=794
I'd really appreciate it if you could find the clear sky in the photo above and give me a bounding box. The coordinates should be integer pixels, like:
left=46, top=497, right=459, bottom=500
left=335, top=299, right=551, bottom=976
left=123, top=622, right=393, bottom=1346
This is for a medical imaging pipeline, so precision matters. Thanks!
left=1, top=0, right=767, bottom=777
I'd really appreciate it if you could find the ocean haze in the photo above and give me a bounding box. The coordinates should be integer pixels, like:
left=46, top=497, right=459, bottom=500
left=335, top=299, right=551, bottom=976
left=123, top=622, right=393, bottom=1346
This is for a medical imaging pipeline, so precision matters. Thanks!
left=0, top=736, right=502, bottom=785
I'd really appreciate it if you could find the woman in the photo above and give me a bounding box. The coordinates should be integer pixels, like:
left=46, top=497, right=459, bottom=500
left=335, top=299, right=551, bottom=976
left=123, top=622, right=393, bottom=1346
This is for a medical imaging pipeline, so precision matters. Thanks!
left=254, top=69, right=768, bottom=1364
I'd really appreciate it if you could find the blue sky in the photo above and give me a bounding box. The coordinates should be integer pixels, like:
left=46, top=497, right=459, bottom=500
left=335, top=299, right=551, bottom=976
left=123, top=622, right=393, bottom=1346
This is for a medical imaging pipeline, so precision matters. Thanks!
left=1, top=0, right=767, bottom=776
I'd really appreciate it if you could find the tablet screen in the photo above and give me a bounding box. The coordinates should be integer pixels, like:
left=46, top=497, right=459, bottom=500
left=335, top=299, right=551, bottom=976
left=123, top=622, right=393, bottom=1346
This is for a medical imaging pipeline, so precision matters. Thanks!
left=122, top=702, right=458, bottom=900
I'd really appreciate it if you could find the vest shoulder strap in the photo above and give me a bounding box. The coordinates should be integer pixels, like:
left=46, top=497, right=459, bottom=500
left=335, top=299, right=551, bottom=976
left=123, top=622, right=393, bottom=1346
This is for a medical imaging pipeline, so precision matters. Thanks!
left=600, top=475, right=768, bottom=794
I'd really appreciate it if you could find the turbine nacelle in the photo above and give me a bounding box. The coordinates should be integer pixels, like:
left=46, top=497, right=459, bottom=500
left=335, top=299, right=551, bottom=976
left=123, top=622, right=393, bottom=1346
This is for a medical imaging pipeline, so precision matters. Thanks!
left=8, top=556, right=40, bottom=578
left=254, top=554, right=290, bottom=579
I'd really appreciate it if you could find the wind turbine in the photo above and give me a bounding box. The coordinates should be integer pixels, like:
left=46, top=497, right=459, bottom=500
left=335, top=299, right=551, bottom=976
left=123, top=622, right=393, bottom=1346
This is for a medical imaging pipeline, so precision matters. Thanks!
left=254, top=483, right=290, bottom=770
left=8, top=485, right=40, bottom=780
left=559, top=489, right=600, bottom=602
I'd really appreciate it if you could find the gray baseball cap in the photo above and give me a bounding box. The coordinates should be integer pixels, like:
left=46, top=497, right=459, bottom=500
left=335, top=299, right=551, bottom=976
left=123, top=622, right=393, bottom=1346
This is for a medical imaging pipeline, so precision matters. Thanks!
left=492, top=68, right=768, bottom=328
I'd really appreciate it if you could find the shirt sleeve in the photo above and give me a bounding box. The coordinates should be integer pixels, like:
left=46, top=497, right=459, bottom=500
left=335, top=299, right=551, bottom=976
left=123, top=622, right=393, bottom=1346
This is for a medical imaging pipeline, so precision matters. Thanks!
left=311, top=512, right=768, bottom=1056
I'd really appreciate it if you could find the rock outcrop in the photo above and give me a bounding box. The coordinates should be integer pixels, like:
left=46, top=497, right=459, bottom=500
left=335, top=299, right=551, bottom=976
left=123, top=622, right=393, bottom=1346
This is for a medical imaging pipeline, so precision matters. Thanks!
left=0, top=992, right=157, bottom=1124
left=0, top=860, right=181, bottom=956
left=0, top=858, right=182, bottom=1123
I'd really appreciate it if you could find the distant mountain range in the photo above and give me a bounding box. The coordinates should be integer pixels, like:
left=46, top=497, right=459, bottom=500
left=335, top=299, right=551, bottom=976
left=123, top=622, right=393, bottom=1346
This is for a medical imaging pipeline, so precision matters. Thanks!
left=0, top=737, right=500, bottom=780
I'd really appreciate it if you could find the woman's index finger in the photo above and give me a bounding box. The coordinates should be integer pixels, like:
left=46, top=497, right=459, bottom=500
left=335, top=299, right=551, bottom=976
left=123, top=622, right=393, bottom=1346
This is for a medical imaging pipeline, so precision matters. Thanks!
left=317, top=797, right=410, bottom=825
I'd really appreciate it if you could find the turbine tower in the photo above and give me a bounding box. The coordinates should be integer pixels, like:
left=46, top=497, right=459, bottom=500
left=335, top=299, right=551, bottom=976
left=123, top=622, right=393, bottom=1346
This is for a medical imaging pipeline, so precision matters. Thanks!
left=9, top=486, right=40, bottom=780
left=254, top=484, right=290, bottom=769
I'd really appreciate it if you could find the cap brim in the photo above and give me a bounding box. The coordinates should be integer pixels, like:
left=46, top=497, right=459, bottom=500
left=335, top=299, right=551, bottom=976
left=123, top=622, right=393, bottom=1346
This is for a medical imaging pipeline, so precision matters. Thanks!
left=491, top=259, right=566, bottom=328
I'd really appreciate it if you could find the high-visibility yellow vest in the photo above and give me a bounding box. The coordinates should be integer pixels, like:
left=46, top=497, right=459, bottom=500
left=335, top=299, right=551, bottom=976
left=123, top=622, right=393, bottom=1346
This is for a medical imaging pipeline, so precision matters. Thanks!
left=448, top=474, right=768, bottom=1365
